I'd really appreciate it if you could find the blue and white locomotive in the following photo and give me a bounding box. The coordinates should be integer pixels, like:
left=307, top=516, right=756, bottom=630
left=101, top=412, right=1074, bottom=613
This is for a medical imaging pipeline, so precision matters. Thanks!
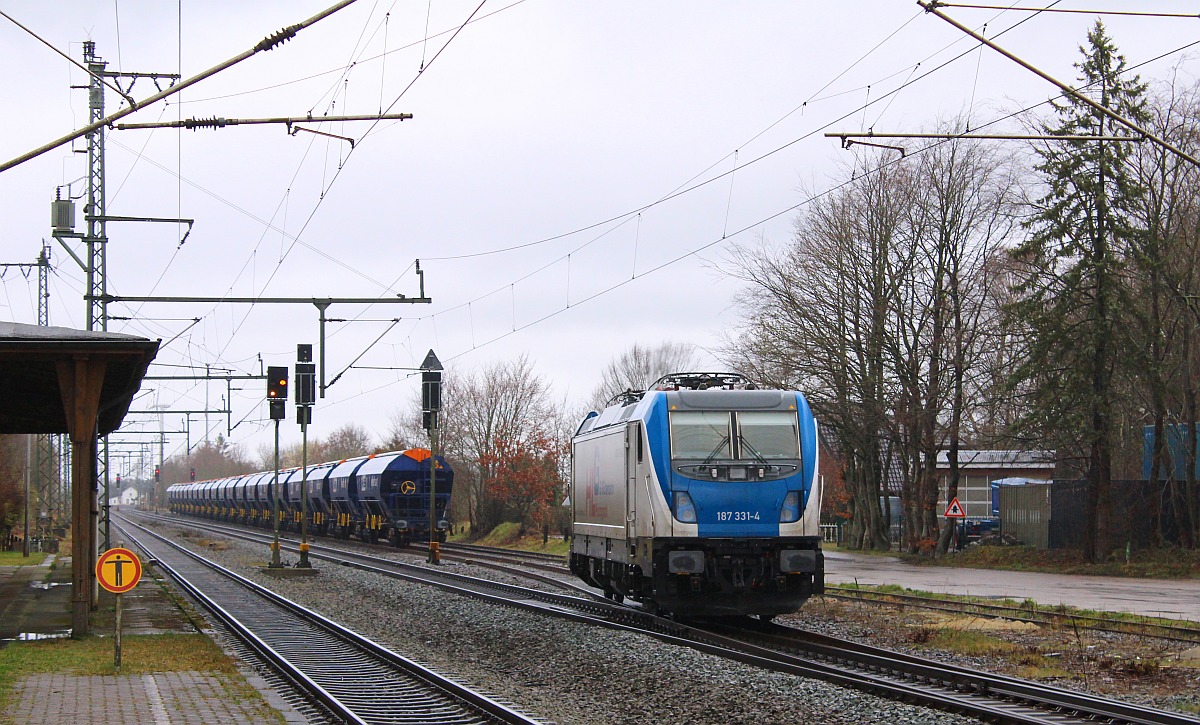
left=569, top=372, right=823, bottom=617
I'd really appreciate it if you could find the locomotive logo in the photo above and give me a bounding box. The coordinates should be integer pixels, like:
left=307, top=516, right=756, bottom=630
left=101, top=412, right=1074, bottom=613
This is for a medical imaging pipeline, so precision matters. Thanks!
left=400, top=480, right=417, bottom=494
left=585, top=452, right=609, bottom=518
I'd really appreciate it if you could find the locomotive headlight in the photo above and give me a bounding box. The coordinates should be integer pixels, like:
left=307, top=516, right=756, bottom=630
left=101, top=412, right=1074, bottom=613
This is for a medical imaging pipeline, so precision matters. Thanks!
left=780, top=549, right=817, bottom=573
left=673, top=491, right=697, bottom=523
left=779, top=490, right=801, bottom=523
left=668, top=550, right=705, bottom=574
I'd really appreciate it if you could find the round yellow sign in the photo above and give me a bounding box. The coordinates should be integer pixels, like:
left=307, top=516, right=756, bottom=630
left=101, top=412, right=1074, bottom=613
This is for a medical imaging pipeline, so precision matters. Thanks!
left=96, top=548, right=142, bottom=594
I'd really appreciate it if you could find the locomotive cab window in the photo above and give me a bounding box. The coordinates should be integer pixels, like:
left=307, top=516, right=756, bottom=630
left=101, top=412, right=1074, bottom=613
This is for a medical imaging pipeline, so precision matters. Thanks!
left=736, top=412, right=800, bottom=460
left=670, top=411, right=731, bottom=459
left=671, top=410, right=800, bottom=462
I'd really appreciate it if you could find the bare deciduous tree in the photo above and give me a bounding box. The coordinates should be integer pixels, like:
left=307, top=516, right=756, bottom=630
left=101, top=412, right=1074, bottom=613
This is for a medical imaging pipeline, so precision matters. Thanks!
left=586, top=342, right=700, bottom=410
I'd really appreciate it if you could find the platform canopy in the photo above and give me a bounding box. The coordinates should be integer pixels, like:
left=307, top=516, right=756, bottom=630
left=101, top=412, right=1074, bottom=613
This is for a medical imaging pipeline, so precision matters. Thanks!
left=0, top=321, right=159, bottom=435
left=0, top=320, right=158, bottom=637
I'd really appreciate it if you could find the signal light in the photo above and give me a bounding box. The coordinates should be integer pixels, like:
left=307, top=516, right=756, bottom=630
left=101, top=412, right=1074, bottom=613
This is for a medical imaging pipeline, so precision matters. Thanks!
left=267, top=366, right=289, bottom=400
left=296, top=362, right=316, bottom=405
left=190, top=467, right=196, bottom=482
left=422, top=371, right=442, bottom=411
left=154, top=466, right=161, bottom=483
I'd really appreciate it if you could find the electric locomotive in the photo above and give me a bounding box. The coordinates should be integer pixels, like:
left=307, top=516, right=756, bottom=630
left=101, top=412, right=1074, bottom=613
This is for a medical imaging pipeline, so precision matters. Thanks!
left=569, top=372, right=823, bottom=617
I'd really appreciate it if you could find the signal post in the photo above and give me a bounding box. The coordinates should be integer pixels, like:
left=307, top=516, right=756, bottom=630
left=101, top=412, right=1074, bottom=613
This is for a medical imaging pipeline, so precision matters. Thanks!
left=261, top=353, right=318, bottom=576
left=422, top=350, right=443, bottom=564
left=295, top=345, right=316, bottom=569
left=266, top=366, right=288, bottom=569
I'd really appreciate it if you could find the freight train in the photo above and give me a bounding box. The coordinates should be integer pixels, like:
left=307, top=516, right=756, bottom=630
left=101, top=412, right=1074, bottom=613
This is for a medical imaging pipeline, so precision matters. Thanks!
left=166, top=448, right=452, bottom=546
left=569, top=372, right=823, bottom=617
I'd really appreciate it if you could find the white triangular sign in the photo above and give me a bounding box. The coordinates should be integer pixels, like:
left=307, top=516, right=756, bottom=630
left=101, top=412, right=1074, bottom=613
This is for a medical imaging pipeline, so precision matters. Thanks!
left=943, top=497, right=966, bottom=518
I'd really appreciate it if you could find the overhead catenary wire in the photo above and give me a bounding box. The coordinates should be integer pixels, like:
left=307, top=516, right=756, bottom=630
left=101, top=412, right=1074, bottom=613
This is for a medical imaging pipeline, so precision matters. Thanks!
left=931, top=3, right=1200, bottom=18
left=1, top=0, right=365, bottom=172
left=920, top=0, right=1200, bottom=168
left=400, top=35, right=1200, bottom=388
left=417, top=2, right=1070, bottom=319
left=192, top=1, right=487, bottom=371
left=164, top=0, right=526, bottom=107
left=91, top=1, right=1190, bottom=403
left=419, top=2, right=1040, bottom=263
left=19, top=3, right=1192, bottom=449
left=0, top=9, right=136, bottom=108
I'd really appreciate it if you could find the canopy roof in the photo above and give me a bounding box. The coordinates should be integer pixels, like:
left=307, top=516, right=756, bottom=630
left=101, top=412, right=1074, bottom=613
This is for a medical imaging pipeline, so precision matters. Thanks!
left=0, top=321, right=159, bottom=435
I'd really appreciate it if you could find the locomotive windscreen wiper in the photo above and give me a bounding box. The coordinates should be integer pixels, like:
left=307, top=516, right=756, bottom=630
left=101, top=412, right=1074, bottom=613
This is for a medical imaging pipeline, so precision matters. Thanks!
left=738, top=436, right=770, bottom=465
left=701, top=435, right=731, bottom=465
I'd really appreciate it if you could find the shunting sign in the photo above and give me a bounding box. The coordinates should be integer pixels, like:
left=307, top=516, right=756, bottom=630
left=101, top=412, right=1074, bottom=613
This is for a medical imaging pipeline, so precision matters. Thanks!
left=943, top=497, right=966, bottom=519
left=96, top=548, right=143, bottom=594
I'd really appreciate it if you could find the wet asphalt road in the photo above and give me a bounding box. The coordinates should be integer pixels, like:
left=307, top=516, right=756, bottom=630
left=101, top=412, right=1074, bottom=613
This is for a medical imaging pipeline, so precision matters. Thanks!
left=824, top=550, right=1200, bottom=621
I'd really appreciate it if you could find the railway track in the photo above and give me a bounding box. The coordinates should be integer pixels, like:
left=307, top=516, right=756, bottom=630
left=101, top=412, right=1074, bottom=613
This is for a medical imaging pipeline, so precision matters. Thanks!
left=114, top=516, right=541, bottom=725
left=702, top=618, right=1200, bottom=725
left=135, top=510, right=1200, bottom=724
left=132, top=510, right=599, bottom=601
left=826, top=585, right=1200, bottom=645
left=433, top=540, right=567, bottom=573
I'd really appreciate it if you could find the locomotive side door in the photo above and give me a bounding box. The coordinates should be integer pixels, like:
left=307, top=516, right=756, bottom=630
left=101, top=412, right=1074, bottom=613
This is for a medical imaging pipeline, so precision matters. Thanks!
left=626, top=420, right=643, bottom=543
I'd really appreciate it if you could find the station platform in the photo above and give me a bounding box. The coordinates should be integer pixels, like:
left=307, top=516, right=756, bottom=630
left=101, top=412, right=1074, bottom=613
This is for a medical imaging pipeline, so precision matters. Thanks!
left=0, top=553, right=308, bottom=724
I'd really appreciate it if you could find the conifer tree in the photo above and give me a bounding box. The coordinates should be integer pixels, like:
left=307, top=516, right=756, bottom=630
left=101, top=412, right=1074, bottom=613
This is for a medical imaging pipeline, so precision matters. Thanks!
left=1007, top=21, right=1148, bottom=562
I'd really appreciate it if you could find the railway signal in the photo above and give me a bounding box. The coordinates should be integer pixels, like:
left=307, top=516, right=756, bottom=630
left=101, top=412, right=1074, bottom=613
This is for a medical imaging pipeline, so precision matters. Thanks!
left=422, top=350, right=444, bottom=564
left=265, top=365, right=289, bottom=567
left=267, top=365, right=288, bottom=421
left=296, top=344, right=315, bottom=569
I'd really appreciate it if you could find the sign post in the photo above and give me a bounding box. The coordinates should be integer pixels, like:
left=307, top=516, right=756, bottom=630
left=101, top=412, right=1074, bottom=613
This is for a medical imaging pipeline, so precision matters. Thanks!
left=96, top=547, right=142, bottom=669
left=943, top=497, right=967, bottom=552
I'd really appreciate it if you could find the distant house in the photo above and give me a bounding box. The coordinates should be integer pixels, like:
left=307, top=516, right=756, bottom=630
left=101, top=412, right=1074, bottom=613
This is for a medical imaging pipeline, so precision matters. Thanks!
left=935, top=450, right=1055, bottom=519
left=109, top=487, right=140, bottom=507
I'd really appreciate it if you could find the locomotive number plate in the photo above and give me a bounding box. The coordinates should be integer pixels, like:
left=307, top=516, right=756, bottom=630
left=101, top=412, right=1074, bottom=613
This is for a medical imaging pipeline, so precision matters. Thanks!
left=717, top=511, right=761, bottom=522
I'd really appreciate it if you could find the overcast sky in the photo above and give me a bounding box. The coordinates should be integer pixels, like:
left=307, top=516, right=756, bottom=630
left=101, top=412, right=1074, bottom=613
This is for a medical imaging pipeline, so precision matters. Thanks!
left=2, top=1, right=1197, bottom=474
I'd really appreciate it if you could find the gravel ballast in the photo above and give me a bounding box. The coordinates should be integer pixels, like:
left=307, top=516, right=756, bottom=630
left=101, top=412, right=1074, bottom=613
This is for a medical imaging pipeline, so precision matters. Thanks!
left=151, top=523, right=977, bottom=725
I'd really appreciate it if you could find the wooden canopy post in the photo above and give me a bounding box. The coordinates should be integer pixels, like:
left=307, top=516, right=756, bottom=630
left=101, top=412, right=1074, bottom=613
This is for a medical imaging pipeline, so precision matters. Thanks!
left=57, top=356, right=107, bottom=638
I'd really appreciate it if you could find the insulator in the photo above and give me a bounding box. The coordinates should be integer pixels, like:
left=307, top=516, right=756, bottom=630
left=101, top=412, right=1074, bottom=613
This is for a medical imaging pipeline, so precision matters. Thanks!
left=256, top=24, right=300, bottom=53
left=185, top=116, right=228, bottom=131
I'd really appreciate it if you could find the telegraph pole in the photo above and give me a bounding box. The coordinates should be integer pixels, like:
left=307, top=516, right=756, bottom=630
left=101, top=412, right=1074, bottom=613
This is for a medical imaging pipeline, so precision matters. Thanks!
left=3, top=245, right=61, bottom=545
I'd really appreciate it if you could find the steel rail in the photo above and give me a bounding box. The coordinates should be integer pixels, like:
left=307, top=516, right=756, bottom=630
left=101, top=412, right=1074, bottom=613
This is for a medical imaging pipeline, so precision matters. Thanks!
left=140, top=510, right=1194, bottom=724
left=705, top=620, right=1200, bottom=725
left=436, top=540, right=568, bottom=565
left=116, top=516, right=541, bottom=725
left=134, top=510, right=602, bottom=601
left=134, top=512, right=1038, bottom=721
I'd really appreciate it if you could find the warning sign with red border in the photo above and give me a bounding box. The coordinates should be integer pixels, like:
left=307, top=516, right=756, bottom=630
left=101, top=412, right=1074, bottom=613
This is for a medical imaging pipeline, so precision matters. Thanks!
left=943, top=497, right=966, bottom=519
left=96, top=548, right=142, bottom=594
